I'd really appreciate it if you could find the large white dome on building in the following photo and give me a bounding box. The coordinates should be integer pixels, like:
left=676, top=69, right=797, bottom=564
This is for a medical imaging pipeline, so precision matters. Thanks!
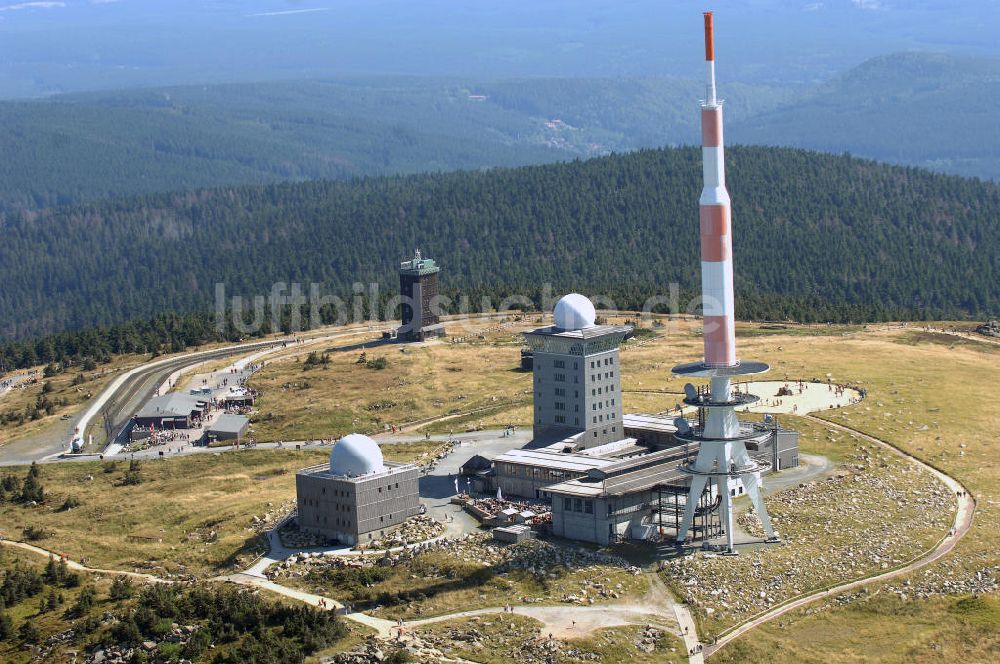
left=554, top=293, right=597, bottom=331
left=329, top=434, right=386, bottom=476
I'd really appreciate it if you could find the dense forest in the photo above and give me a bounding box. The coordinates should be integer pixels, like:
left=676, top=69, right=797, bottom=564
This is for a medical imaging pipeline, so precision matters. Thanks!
left=1, top=52, right=997, bottom=211
left=0, top=76, right=791, bottom=211
left=1, top=145, right=997, bottom=351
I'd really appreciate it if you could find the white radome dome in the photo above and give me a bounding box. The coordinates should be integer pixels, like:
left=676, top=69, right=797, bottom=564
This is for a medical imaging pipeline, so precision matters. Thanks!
left=554, top=293, right=596, bottom=331
left=329, top=434, right=386, bottom=476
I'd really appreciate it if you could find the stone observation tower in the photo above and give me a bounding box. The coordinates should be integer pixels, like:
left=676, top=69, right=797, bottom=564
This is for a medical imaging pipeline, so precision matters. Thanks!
left=397, top=249, right=445, bottom=342
left=672, top=12, right=779, bottom=553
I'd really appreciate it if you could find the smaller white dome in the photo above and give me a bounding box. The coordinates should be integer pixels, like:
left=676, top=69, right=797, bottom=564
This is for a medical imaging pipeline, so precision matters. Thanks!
left=329, top=434, right=385, bottom=476
left=554, top=293, right=596, bottom=331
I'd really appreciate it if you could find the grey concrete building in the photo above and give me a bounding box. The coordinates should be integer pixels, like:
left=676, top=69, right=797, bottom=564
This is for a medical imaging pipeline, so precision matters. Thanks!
left=546, top=416, right=799, bottom=545
left=524, top=294, right=631, bottom=448
left=296, top=434, right=421, bottom=545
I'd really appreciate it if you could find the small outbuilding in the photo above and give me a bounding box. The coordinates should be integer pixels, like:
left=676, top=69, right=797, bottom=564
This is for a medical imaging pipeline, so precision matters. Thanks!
left=206, top=414, right=250, bottom=445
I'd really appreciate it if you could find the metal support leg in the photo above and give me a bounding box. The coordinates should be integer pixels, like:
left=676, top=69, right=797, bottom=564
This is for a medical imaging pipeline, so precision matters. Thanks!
left=676, top=474, right=708, bottom=544
left=734, top=445, right=776, bottom=540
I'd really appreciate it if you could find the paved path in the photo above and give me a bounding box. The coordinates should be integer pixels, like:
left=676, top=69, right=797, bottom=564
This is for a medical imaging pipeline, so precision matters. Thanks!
left=0, top=372, right=34, bottom=402
left=704, top=416, right=976, bottom=658
left=226, top=568, right=682, bottom=641
left=742, top=380, right=861, bottom=415
left=0, top=539, right=169, bottom=583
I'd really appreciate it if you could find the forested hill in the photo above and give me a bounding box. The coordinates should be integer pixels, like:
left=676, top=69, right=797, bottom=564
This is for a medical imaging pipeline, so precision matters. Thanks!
left=0, top=76, right=787, bottom=211
left=1, top=145, right=998, bottom=341
left=735, top=52, right=1000, bottom=180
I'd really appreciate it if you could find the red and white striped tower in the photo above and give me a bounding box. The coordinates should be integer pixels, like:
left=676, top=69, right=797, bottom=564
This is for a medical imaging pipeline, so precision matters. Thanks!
left=672, top=12, right=778, bottom=553
left=700, top=10, right=736, bottom=369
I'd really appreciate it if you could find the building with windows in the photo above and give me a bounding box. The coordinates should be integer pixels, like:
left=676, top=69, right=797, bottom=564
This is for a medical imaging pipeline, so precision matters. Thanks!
left=524, top=293, right=631, bottom=448
left=296, top=434, right=421, bottom=545
left=397, top=249, right=445, bottom=342
left=479, top=292, right=801, bottom=546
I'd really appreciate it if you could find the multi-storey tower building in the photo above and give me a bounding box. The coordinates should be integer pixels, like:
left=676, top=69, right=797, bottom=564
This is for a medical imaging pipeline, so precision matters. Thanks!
left=524, top=293, right=631, bottom=449
left=397, top=249, right=444, bottom=342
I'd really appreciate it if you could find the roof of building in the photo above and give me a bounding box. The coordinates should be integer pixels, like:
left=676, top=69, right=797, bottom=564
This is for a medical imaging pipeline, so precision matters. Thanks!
left=329, top=434, right=386, bottom=477
left=399, top=249, right=439, bottom=276
left=136, top=393, right=206, bottom=419
left=546, top=448, right=690, bottom=498
left=493, top=448, right=616, bottom=473
left=208, top=414, right=249, bottom=435
left=298, top=460, right=413, bottom=482
left=524, top=323, right=632, bottom=341
left=622, top=413, right=680, bottom=434
left=575, top=438, right=640, bottom=457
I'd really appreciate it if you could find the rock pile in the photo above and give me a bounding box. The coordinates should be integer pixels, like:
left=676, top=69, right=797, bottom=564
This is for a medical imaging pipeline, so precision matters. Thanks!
left=248, top=500, right=296, bottom=535
left=667, top=444, right=952, bottom=629
left=975, top=320, right=1000, bottom=338
left=278, top=519, right=334, bottom=549
left=354, top=515, right=444, bottom=551
left=85, top=624, right=200, bottom=664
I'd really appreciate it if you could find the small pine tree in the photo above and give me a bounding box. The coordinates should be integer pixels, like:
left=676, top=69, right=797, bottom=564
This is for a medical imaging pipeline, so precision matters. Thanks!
left=70, top=585, right=96, bottom=617
left=20, top=473, right=44, bottom=503
left=19, top=619, right=40, bottom=644
left=109, top=576, right=133, bottom=601
left=0, top=612, right=13, bottom=640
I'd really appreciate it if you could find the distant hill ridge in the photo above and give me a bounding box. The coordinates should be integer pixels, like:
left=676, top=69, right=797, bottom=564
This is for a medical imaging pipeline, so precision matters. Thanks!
left=733, top=52, right=1000, bottom=180
left=0, top=52, right=997, bottom=212
left=0, top=145, right=997, bottom=340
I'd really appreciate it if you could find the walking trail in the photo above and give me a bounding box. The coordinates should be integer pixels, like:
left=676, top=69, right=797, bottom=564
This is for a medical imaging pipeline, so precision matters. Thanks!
left=703, top=415, right=976, bottom=658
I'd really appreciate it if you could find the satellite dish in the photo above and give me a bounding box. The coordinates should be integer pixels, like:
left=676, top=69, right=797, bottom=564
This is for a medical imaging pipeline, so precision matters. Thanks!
left=683, top=383, right=698, bottom=400
left=673, top=417, right=691, bottom=434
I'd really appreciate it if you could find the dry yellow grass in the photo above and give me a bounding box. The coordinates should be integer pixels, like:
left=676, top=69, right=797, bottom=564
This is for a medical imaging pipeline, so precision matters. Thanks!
left=615, top=322, right=998, bottom=661
left=0, top=356, right=142, bottom=447
left=0, top=441, right=441, bottom=579
left=250, top=335, right=535, bottom=442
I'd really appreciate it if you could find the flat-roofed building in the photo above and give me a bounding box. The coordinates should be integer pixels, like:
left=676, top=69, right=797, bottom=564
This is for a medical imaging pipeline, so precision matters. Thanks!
left=397, top=250, right=445, bottom=342
left=492, top=447, right=616, bottom=500
left=206, top=413, right=249, bottom=444
left=296, top=434, right=421, bottom=545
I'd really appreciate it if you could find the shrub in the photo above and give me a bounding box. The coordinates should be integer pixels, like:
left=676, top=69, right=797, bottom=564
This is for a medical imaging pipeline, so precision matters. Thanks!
left=18, top=619, right=41, bottom=644
left=22, top=525, right=48, bottom=541
left=109, top=576, right=134, bottom=601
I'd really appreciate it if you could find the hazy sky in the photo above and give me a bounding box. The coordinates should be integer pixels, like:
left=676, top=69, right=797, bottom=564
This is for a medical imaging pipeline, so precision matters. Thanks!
left=0, top=1, right=996, bottom=97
